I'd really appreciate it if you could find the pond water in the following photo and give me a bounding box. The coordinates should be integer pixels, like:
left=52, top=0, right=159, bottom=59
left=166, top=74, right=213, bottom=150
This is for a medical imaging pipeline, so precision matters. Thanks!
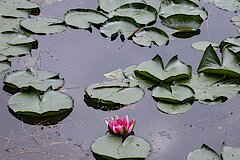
left=0, top=0, right=240, bottom=159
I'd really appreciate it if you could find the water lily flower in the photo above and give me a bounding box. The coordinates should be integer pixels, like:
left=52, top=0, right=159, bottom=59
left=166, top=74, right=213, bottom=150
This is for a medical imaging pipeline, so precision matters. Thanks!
left=105, top=115, right=135, bottom=137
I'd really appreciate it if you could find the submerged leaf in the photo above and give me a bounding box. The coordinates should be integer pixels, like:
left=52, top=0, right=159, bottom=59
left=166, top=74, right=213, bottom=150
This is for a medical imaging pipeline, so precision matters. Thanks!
left=65, top=9, right=107, bottom=29
left=91, top=134, right=151, bottom=159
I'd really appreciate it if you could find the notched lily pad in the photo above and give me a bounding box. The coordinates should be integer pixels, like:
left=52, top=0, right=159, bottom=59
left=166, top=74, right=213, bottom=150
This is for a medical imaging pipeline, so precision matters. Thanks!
left=20, top=17, right=67, bottom=35
left=156, top=101, right=192, bottom=115
left=3, top=68, right=64, bottom=93
left=135, top=54, right=192, bottom=83
left=109, top=3, right=157, bottom=25
left=65, top=9, right=108, bottom=29
left=8, top=87, right=73, bottom=125
left=84, top=81, right=144, bottom=108
left=100, top=16, right=140, bottom=40
left=91, top=134, right=151, bottom=159
left=132, top=27, right=169, bottom=47
left=0, top=32, right=37, bottom=57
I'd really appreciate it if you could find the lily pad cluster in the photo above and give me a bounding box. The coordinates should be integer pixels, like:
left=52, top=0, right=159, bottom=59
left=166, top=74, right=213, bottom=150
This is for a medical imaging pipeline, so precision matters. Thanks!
left=4, top=68, right=74, bottom=125
left=186, top=144, right=240, bottom=160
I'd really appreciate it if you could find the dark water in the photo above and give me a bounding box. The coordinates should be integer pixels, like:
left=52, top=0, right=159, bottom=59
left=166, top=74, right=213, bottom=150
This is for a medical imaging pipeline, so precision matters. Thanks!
left=0, top=0, right=240, bottom=159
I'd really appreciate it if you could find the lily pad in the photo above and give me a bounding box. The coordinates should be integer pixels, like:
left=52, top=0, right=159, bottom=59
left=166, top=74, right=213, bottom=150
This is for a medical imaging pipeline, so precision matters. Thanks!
left=172, top=29, right=200, bottom=38
left=8, top=87, right=74, bottom=115
left=65, top=9, right=108, bottom=29
left=0, top=32, right=37, bottom=57
left=197, top=45, right=240, bottom=78
left=0, top=54, right=11, bottom=72
left=0, top=0, right=40, bottom=18
left=97, top=0, right=145, bottom=12
left=20, top=17, right=67, bottom=35
left=135, top=55, right=192, bottom=83
left=103, top=69, right=125, bottom=80
left=178, top=74, right=240, bottom=105
left=192, top=41, right=218, bottom=51
left=222, top=144, right=240, bottom=160
left=159, top=0, right=207, bottom=20
left=0, top=17, right=22, bottom=33
left=91, top=134, right=151, bottom=159
left=109, top=3, right=157, bottom=25
left=186, top=144, right=221, bottom=160
left=214, top=0, right=240, bottom=11
left=100, top=16, right=140, bottom=40
left=152, top=84, right=194, bottom=103
left=161, top=14, right=203, bottom=31
left=85, top=81, right=144, bottom=106
left=132, top=27, right=169, bottom=47
left=3, top=68, right=64, bottom=92
left=156, top=101, right=192, bottom=114
left=219, top=36, right=240, bottom=53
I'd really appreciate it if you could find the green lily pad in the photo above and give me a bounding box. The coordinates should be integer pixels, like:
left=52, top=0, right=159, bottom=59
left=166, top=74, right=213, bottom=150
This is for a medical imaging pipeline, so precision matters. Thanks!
left=0, top=17, right=22, bottom=33
left=214, top=0, right=240, bottom=11
left=178, top=74, right=240, bottom=105
left=100, top=16, right=140, bottom=40
left=8, top=87, right=74, bottom=115
left=65, top=9, right=108, bottom=29
left=85, top=81, right=144, bottom=106
left=0, top=32, right=37, bottom=57
left=186, top=144, right=221, bottom=160
left=109, top=3, right=157, bottom=25
left=0, top=0, right=40, bottom=18
left=192, top=41, right=218, bottom=51
left=219, top=36, right=240, bottom=53
left=91, top=134, right=151, bottom=159
left=159, top=0, right=207, bottom=20
left=222, top=144, right=240, bottom=160
left=144, top=0, right=161, bottom=10
left=135, top=55, right=192, bottom=83
left=97, top=0, right=145, bottom=12
left=152, top=84, right=195, bottom=103
left=103, top=69, right=125, bottom=80
left=231, top=15, right=240, bottom=26
left=20, top=17, right=67, bottom=35
left=3, top=68, right=64, bottom=92
left=197, top=45, right=240, bottom=78
left=156, top=101, right=192, bottom=114
left=132, top=27, right=169, bottom=47
left=161, top=14, right=203, bottom=31
left=0, top=54, right=11, bottom=72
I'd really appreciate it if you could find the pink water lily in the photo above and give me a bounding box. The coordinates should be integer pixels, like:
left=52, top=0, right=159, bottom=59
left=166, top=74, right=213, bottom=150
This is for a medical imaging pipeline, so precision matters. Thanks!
left=106, top=115, right=135, bottom=137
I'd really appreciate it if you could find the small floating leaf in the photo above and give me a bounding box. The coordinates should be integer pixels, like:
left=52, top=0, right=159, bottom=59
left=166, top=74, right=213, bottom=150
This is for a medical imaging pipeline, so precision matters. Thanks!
left=65, top=9, right=107, bottom=29
left=91, top=134, right=151, bottom=159
left=192, top=41, right=218, bottom=51
left=109, top=3, right=157, bottom=25
left=100, top=16, right=140, bottom=39
left=156, top=101, right=192, bottom=114
left=20, top=17, right=67, bottom=35
left=97, top=0, right=145, bottom=12
left=3, top=68, right=64, bottom=92
left=214, top=0, right=240, bottom=11
left=135, top=55, right=192, bottom=83
left=132, top=27, right=169, bottom=47
left=103, top=69, right=125, bottom=80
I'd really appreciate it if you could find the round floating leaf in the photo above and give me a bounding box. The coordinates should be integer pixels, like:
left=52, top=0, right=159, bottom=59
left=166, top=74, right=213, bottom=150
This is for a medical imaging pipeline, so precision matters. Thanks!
left=8, top=87, right=74, bottom=115
left=186, top=144, right=221, bottom=160
left=100, top=16, right=140, bottom=40
left=0, top=17, right=22, bottom=33
left=178, top=74, right=240, bottom=105
left=192, top=41, right=218, bottom=51
left=214, top=0, right=240, bottom=11
left=0, top=54, right=11, bottom=72
left=152, top=84, right=195, bottom=103
left=0, top=0, right=40, bottom=18
left=198, top=45, right=240, bottom=78
left=0, top=32, right=37, bottom=57
left=159, top=0, right=207, bottom=20
left=135, top=55, right=192, bottom=83
left=65, top=9, right=108, bottom=29
left=156, top=101, right=191, bottom=114
left=20, top=17, right=67, bottom=35
left=109, top=3, right=157, bottom=25
left=219, top=36, right=240, bottom=53
left=161, top=14, right=203, bottom=31
left=91, top=134, right=151, bottom=159
left=85, top=81, right=144, bottom=105
left=222, top=144, right=240, bottom=160
left=3, top=68, right=64, bottom=92
left=97, top=0, right=145, bottom=12
left=132, top=27, right=169, bottom=47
